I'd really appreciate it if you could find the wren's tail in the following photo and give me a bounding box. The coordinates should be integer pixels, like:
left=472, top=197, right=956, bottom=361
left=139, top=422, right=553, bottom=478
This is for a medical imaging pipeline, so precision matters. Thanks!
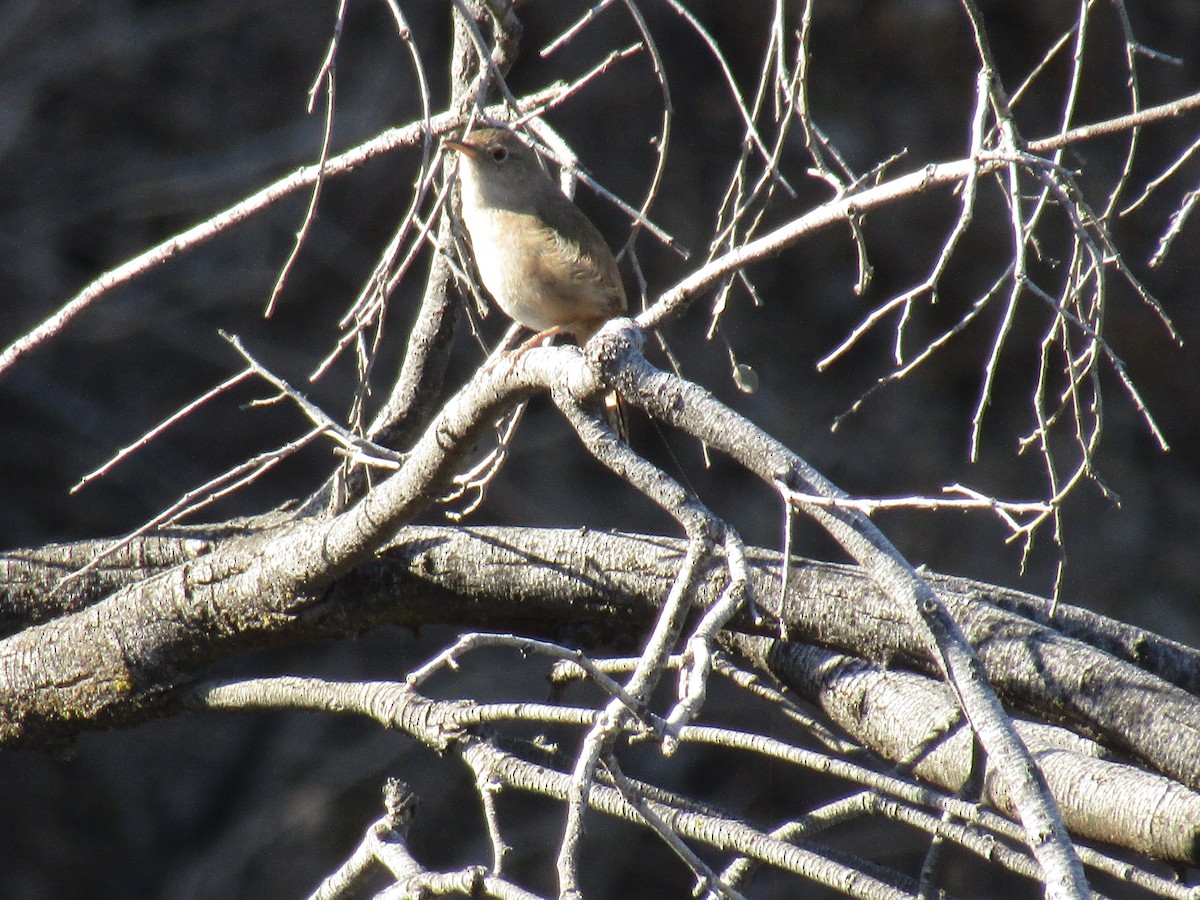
left=603, top=391, right=629, bottom=443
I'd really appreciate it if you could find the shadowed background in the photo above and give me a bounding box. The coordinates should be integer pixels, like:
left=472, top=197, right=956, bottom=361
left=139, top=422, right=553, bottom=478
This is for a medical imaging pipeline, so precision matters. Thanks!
left=0, top=2, right=1197, bottom=897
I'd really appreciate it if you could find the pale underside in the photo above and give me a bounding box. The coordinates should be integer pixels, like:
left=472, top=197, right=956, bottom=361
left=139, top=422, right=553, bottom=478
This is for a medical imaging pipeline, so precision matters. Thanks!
left=461, top=203, right=626, bottom=342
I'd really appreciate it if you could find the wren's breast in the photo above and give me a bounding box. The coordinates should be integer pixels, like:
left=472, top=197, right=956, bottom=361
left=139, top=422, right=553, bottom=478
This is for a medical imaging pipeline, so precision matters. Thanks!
left=459, top=203, right=522, bottom=289
left=461, top=205, right=604, bottom=334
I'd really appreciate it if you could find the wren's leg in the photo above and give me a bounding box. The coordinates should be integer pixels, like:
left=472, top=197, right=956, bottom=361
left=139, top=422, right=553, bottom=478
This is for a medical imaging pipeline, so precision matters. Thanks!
left=515, top=324, right=566, bottom=353
left=482, top=325, right=567, bottom=374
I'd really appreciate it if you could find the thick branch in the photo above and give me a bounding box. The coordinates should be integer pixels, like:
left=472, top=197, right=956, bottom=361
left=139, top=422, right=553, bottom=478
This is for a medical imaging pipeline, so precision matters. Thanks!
left=5, top=525, right=1198, bottom=802
left=731, top=634, right=1200, bottom=864
left=595, top=322, right=1085, bottom=894
left=0, top=348, right=576, bottom=746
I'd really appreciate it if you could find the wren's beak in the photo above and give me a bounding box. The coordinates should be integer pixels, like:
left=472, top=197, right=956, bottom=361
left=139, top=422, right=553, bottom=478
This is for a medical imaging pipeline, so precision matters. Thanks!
left=443, top=137, right=483, bottom=160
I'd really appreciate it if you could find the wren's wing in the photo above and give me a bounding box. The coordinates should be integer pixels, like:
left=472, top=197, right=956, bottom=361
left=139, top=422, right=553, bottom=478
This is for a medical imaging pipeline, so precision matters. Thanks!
left=530, top=189, right=630, bottom=441
left=531, top=189, right=627, bottom=321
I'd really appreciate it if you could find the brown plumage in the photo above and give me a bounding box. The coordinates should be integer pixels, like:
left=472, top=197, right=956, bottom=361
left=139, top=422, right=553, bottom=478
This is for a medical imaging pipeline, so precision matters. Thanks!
left=445, top=128, right=627, bottom=345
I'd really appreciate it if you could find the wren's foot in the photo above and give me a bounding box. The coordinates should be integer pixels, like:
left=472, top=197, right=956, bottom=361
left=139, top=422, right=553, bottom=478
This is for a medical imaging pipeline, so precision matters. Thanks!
left=515, top=324, right=567, bottom=353
left=483, top=325, right=568, bottom=374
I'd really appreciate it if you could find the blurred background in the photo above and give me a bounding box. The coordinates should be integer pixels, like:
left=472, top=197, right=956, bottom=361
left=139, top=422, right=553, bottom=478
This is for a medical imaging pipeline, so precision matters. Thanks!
left=0, top=1, right=1197, bottom=897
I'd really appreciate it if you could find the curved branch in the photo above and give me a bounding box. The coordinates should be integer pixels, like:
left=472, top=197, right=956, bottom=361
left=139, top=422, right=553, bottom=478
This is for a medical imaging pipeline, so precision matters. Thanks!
left=0, top=86, right=564, bottom=382
left=596, top=320, right=1085, bottom=895
left=638, top=89, right=1200, bottom=332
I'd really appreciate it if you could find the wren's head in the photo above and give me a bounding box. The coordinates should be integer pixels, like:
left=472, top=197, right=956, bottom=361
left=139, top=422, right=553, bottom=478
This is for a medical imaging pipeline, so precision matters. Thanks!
left=444, top=128, right=555, bottom=214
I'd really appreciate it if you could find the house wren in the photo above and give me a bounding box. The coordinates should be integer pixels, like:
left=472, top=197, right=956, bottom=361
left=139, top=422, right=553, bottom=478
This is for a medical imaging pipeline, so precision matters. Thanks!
left=444, top=128, right=628, bottom=346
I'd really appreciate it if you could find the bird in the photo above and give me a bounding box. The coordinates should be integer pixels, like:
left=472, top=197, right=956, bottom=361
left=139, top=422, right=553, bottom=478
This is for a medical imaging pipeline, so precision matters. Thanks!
left=444, top=127, right=628, bottom=349
left=445, top=126, right=629, bottom=439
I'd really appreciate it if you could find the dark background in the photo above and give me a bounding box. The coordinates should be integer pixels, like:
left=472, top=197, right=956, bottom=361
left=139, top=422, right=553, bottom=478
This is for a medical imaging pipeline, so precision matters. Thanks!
left=0, top=2, right=1197, bottom=897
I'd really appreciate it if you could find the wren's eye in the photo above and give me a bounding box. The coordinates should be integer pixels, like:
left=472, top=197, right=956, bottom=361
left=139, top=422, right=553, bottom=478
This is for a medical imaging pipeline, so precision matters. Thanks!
left=489, top=146, right=509, bottom=162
